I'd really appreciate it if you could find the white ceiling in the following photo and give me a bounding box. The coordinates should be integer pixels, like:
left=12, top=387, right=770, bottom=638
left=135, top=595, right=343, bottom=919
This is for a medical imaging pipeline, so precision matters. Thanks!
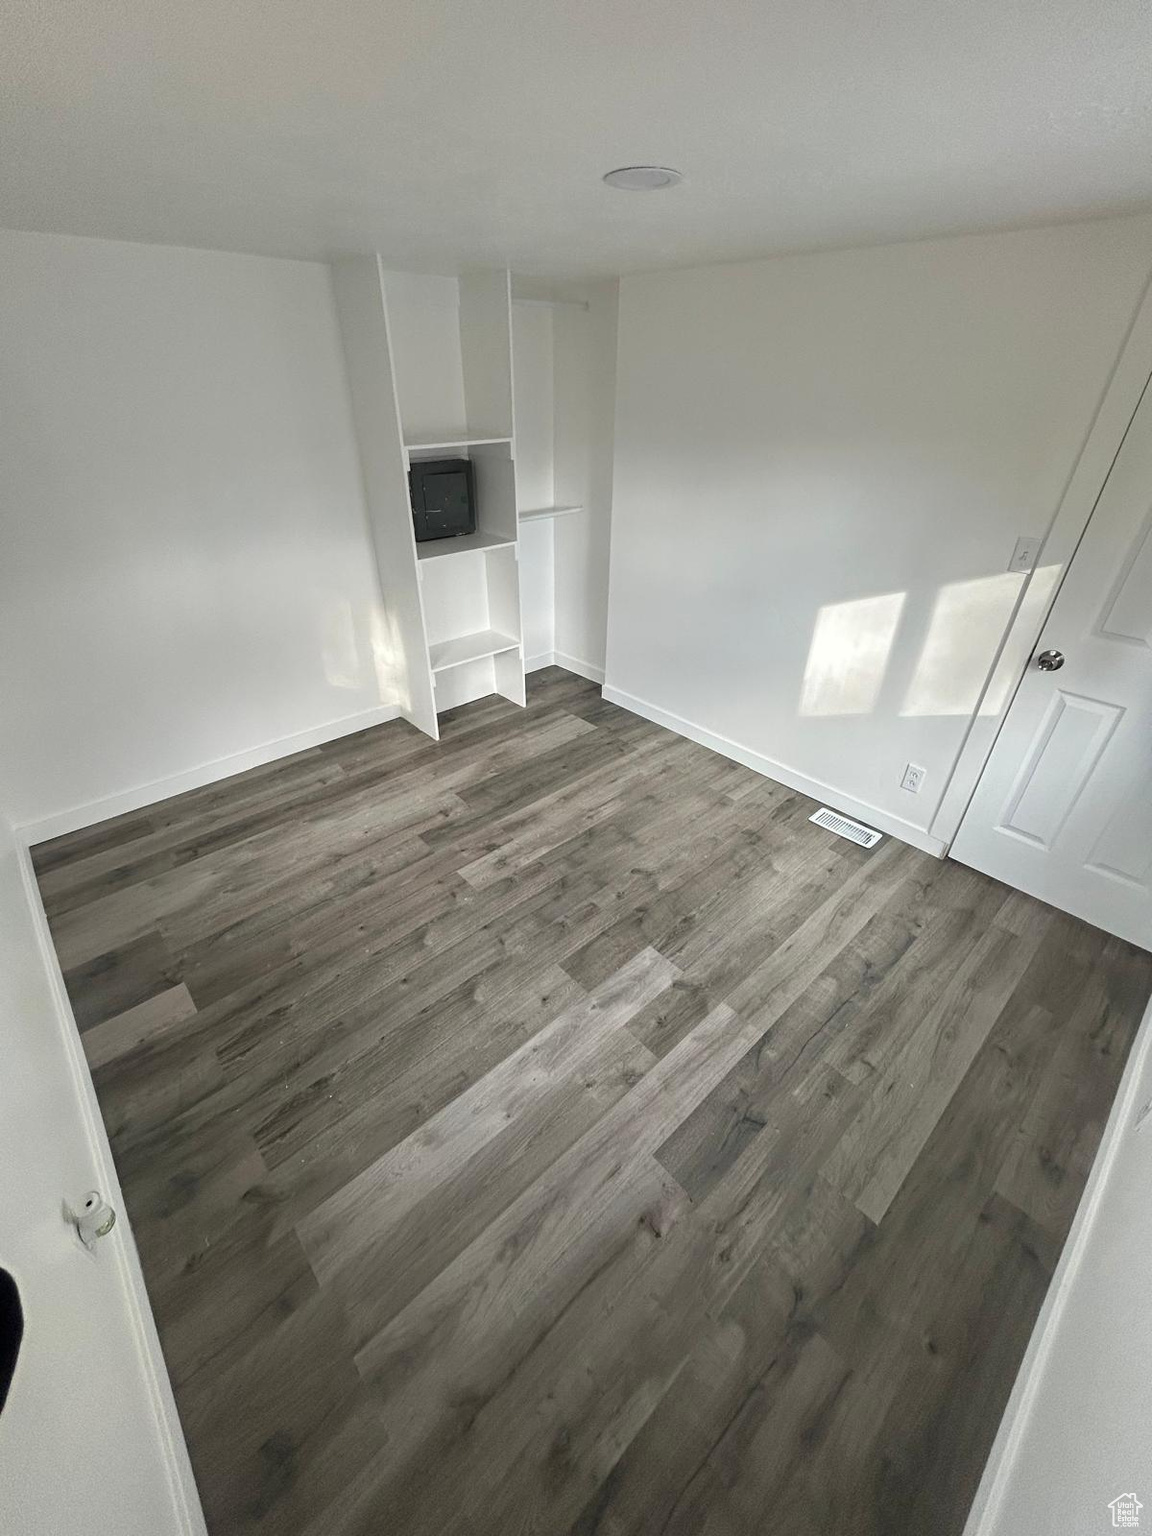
left=4, top=0, right=1152, bottom=276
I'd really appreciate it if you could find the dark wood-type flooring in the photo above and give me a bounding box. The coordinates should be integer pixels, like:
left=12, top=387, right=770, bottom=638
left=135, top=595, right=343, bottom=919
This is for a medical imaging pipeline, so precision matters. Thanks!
left=34, top=669, right=1152, bottom=1536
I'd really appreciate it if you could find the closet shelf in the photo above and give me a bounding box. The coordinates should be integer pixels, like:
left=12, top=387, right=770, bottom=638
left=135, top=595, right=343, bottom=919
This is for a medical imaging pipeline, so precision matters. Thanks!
left=429, top=629, right=520, bottom=673
left=518, top=505, right=583, bottom=522
left=405, top=435, right=513, bottom=454
left=417, top=531, right=516, bottom=562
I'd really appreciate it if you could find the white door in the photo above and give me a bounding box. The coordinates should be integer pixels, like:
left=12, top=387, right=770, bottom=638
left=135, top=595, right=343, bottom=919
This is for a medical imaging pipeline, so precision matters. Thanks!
left=951, top=377, right=1152, bottom=951
left=0, top=817, right=202, bottom=1535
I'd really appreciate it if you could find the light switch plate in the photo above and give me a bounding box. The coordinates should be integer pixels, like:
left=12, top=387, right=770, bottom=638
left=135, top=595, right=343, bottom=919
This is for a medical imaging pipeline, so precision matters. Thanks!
left=1009, top=535, right=1041, bottom=574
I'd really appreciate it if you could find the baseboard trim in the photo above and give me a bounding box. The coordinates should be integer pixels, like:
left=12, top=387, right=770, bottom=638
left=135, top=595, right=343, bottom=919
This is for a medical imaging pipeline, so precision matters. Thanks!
left=524, top=651, right=606, bottom=686
left=553, top=651, right=606, bottom=686
left=962, top=990, right=1152, bottom=1535
left=602, top=683, right=947, bottom=858
left=17, top=839, right=208, bottom=1535
left=18, top=702, right=402, bottom=846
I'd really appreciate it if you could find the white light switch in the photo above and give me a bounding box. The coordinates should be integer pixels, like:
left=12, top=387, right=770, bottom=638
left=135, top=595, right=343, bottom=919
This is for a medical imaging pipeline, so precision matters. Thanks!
left=1009, top=536, right=1041, bottom=574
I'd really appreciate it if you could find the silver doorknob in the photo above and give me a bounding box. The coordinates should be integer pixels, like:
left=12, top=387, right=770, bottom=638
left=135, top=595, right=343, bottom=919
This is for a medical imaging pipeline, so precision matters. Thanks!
left=1036, top=649, right=1065, bottom=672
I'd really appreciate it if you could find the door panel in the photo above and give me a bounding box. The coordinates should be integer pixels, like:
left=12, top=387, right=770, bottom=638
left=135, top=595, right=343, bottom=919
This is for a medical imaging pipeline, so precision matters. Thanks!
left=1000, top=692, right=1123, bottom=848
left=1088, top=780, right=1152, bottom=885
left=951, top=377, right=1152, bottom=950
left=1097, top=506, right=1152, bottom=646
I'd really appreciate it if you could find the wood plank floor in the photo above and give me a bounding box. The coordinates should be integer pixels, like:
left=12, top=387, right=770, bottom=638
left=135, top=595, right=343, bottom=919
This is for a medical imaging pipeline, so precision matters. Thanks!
left=35, top=669, right=1152, bottom=1536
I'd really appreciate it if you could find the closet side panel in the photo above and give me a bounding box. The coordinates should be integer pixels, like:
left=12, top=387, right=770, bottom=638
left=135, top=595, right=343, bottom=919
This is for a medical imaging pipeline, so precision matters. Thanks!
left=331, top=256, right=438, bottom=738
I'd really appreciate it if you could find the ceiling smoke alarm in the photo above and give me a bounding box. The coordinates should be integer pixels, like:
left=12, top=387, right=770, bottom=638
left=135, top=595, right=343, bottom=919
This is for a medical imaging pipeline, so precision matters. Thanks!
left=602, top=165, right=684, bottom=191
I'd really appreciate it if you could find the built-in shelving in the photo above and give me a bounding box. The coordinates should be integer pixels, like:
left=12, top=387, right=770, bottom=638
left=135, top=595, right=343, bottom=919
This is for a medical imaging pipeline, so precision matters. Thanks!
left=331, top=259, right=525, bottom=738
left=333, top=261, right=609, bottom=737
left=416, top=531, right=516, bottom=561
left=405, top=435, right=513, bottom=455
left=429, top=628, right=520, bottom=673
left=518, top=505, right=583, bottom=523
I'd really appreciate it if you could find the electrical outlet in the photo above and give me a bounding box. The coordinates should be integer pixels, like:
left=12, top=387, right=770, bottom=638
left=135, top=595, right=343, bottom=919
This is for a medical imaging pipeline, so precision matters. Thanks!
left=901, top=763, right=926, bottom=794
left=1009, top=535, right=1041, bottom=574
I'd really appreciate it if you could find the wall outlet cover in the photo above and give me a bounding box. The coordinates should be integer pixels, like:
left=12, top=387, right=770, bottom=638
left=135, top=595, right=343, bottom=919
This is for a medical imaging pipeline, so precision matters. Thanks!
left=901, top=762, right=927, bottom=793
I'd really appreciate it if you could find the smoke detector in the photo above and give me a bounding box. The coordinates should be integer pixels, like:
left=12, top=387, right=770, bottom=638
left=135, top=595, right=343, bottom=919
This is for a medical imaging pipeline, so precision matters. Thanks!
left=602, top=165, right=684, bottom=191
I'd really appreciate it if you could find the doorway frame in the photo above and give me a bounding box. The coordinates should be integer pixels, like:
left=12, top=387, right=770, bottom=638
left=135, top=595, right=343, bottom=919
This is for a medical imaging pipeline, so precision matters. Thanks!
left=930, top=271, right=1152, bottom=850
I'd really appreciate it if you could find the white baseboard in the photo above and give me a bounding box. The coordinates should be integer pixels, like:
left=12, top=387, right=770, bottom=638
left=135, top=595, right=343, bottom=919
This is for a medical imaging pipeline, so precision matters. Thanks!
left=525, top=651, right=606, bottom=686
left=553, top=651, right=606, bottom=686
left=18, top=702, right=401, bottom=846
left=17, top=839, right=208, bottom=1535
left=602, top=682, right=947, bottom=858
left=962, top=991, right=1152, bottom=1536
left=23, top=660, right=613, bottom=849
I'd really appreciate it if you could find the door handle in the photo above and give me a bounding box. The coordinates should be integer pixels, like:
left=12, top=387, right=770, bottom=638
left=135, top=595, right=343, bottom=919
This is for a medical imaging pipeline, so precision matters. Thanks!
left=1036, top=649, right=1065, bottom=672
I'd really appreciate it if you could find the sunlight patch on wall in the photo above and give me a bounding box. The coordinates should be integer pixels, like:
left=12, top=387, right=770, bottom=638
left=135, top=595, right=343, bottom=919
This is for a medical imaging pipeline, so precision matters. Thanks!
left=321, top=599, right=362, bottom=691
left=800, top=591, right=906, bottom=717
left=901, top=572, right=1024, bottom=718
left=370, top=607, right=405, bottom=706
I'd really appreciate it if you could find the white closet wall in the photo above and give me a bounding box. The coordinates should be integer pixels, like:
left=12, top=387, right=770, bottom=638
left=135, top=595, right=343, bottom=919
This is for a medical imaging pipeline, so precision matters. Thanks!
left=511, top=280, right=619, bottom=683
left=330, top=257, right=439, bottom=736
left=553, top=283, right=618, bottom=681
left=512, top=301, right=557, bottom=668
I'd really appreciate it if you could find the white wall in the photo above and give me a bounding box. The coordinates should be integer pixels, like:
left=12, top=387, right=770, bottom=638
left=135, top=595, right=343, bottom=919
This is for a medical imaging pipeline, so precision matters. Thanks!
left=0, top=809, right=202, bottom=1534
left=512, top=302, right=557, bottom=666
left=510, top=286, right=618, bottom=680
left=968, top=995, right=1152, bottom=1536
left=509, top=282, right=618, bottom=682
left=605, top=217, right=1152, bottom=848
left=553, top=282, right=618, bottom=682
left=512, top=304, right=557, bottom=510
left=0, top=229, right=394, bottom=837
